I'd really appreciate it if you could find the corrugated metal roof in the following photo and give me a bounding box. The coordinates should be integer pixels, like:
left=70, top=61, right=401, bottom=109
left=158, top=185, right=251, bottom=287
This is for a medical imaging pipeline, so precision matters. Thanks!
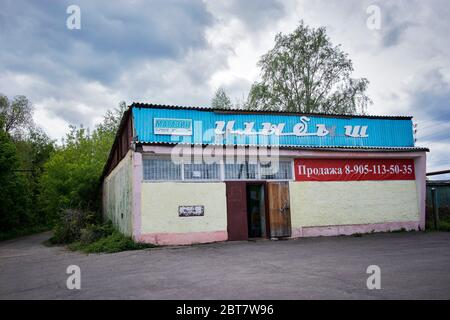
left=136, top=141, right=429, bottom=152
left=131, top=102, right=414, bottom=120
left=132, top=106, right=415, bottom=148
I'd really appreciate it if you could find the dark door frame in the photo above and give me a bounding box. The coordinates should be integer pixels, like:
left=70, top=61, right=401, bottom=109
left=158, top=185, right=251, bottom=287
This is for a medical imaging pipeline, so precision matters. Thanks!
left=226, top=180, right=291, bottom=240
left=225, top=181, right=248, bottom=241
left=245, top=181, right=268, bottom=239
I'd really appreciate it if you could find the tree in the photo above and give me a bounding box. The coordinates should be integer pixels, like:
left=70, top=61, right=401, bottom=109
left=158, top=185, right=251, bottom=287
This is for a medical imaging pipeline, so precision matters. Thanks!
left=15, top=128, right=55, bottom=226
left=0, top=94, right=34, bottom=136
left=0, top=129, right=31, bottom=233
left=38, top=102, right=127, bottom=222
left=96, top=101, right=127, bottom=136
left=211, top=88, right=233, bottom=110
left=247, top=21, right=371, bottom=114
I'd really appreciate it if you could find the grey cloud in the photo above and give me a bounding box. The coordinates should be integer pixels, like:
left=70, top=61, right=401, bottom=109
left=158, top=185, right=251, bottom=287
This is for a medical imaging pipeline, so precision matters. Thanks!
left=408, top=69, right=450, bottom=123
left=220, top=78, right=253, bottom=105
left=1, top=0, right=450, bottom=159
left=408, top=69, right=450, bottom=161
left=0, top=0, right=215, bottom=126
left=382, top=22, right=412, bottom=47
left=0, top=0, right=213, bottom=84
left=209, top=0, right=285, bottom=31
left=228, top=0, right=285, bottom=30
left=376, top=1, right=415, bottom=48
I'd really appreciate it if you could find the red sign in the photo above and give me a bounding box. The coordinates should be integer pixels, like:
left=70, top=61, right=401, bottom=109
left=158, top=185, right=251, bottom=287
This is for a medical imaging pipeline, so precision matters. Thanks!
left=294, top=158, right=415, bottom=181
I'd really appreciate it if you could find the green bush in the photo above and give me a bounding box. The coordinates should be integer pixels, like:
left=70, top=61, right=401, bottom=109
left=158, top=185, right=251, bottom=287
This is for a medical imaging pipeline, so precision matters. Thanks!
left=79, top=221, right=115, bottom=245
left=0, top=129, right=32, bottom=233
left=438, top=221, right=450, bottom=232
left=70, top=230, right=156, bottom=254
left=51, top=208, right=98, bottom=244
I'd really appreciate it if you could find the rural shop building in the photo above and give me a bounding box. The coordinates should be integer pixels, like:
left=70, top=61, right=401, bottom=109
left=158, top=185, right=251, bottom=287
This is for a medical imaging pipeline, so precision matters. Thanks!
left=101, top=103, right=428, bottom=245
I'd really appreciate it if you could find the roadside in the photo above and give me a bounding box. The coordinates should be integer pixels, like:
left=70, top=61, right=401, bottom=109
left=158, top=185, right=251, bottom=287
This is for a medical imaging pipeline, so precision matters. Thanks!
left=1, top=231, right=450, bottom=299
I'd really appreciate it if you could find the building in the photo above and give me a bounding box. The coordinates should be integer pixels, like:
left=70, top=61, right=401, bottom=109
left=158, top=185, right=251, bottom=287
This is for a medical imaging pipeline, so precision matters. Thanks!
left=101, top=103, right=428, bottom=245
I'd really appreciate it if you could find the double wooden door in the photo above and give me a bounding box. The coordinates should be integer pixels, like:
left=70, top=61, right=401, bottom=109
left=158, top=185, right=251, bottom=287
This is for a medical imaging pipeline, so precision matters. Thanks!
left=267, top=182, right=291, bottom=238
left=225, top=181, right=291, bottom=240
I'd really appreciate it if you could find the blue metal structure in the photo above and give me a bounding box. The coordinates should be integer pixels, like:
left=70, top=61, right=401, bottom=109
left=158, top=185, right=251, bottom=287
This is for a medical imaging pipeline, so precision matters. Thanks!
left=132, top=106, right=415, bottom=148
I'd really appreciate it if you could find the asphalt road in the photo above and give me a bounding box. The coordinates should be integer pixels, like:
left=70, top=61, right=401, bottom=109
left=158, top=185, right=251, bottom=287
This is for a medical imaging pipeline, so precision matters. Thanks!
left=0, top=231, right=449, bottom=299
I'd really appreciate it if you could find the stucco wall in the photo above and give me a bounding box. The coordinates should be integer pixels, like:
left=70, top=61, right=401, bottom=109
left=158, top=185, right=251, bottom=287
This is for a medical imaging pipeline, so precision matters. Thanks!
left=139, top=182, right=228, bottom=244
left=102, top=150, right=133, bottom=236
left=289, top=180, right=420, bottom=230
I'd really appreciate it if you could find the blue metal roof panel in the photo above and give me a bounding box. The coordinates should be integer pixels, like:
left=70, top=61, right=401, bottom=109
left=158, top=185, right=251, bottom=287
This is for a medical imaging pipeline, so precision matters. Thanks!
left=131, top=102, right=413, bottom=119
left=132, top=107, right=415, bottom=148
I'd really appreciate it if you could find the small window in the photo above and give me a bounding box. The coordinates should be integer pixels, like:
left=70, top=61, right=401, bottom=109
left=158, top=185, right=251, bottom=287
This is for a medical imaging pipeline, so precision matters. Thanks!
left=260, top=160, right=292, bottom=180
left=143, top=158, right=182, bottom=181
left=184, top=163, right=220, bottom=180
left=225, top=162, right=257, bottom=180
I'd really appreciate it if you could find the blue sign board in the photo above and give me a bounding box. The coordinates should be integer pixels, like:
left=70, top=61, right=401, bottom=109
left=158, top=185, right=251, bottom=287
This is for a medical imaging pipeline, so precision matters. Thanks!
left=132, top=107, right=414, bottom=148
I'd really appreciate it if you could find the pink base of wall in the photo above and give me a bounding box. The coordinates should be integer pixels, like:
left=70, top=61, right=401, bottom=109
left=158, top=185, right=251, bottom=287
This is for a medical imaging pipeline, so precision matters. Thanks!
left=137, top=222, right=421, bottom=246
left=138, top=230, right=228, bottom=246
left=292, top=221, right=421, bottom=238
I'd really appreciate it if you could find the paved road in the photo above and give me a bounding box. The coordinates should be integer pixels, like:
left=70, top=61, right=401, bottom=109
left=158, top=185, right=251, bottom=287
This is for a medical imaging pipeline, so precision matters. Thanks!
left=0, top=231, right=449, bottom=299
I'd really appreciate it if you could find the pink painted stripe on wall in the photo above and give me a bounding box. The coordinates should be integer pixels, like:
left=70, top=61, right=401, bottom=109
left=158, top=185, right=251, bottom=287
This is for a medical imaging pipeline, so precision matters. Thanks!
left=138, top=230, right=228, bottom=246
left=292, top=221, right=421, bottom=238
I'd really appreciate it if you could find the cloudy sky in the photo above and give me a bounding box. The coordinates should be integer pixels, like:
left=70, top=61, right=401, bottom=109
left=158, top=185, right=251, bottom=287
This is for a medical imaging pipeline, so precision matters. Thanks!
left=0, top=0, right=449, bottom=176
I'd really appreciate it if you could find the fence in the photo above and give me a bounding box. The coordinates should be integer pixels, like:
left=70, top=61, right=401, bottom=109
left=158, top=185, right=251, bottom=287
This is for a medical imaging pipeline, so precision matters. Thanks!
left=426, top=180, right=450, bottom=230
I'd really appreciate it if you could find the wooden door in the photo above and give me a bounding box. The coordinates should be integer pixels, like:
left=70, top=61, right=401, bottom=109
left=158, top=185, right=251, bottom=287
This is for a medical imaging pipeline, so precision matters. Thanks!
left=267, top=182, right=291, bottom=238
left=226, top=182, right=248, bottom=241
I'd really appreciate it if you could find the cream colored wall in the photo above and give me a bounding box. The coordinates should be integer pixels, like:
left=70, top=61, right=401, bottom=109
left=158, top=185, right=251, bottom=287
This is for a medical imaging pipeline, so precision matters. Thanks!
left=289, top=180, right=420, bottom=228
left=102, top=151, right=133, bottom=236
left=140, top=182, right=227, bottom=234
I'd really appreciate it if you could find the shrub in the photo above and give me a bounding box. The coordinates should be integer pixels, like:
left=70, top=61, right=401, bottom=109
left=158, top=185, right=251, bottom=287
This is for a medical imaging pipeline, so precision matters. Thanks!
left=70, top=230, right=156, bottom=253
left=51, top=208, right=98, bottom=244
left=79, top=221, right=115, bottom=245
left=438, top=221, right=450, bottom=232
left=51, top=208, right=156, bottom=253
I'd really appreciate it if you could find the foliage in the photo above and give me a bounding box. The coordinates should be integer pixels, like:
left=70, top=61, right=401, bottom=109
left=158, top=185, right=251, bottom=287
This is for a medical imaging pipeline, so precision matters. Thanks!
left=52, top=212, right=154, bottom=253
left=438, top=221, right=450, bottom=232
left=0, top=94, right=34, bottom=136
left=50, top=208, right=98, bottom=244
left=79, top=221, right=115, bottom=245
left=426, top=214, right=450, bottom=232
left=247, top=21, right=371, bottom=114
left=96, top=101, right=127, bottom=136
left=0, top=129, right=31, bottom=233
left=14, top=128, right=55, bottom=226
left=38, top=102, right=127, bottom=223
left=211, top=88, right=233, bottom=110
left=39, top=126, right=110, bottom=221
left=0, top=94, right=131, bottom=245
left=69, top=225, right=156, bottom=254
left=0, top=94, right=54, bottom=239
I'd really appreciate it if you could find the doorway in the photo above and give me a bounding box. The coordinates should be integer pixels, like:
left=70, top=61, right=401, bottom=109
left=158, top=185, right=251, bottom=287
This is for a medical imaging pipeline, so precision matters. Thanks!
left=225, top=181, right=291, bottom=241
left=246, top=184, right=266, bottom=238
left=267, top=182, right=292, bottom=238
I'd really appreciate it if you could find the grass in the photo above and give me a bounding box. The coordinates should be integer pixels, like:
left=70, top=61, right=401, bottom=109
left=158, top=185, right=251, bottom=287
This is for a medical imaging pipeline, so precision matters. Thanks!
left=0, top=225, right=51, bottom=242
left=48, top=213, right=157, bottom=254
left=437, top=220, right=450, bottom=232
left=426, top=215, right=450, bottom=232
left=68, top=230, right=157, bottom=254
